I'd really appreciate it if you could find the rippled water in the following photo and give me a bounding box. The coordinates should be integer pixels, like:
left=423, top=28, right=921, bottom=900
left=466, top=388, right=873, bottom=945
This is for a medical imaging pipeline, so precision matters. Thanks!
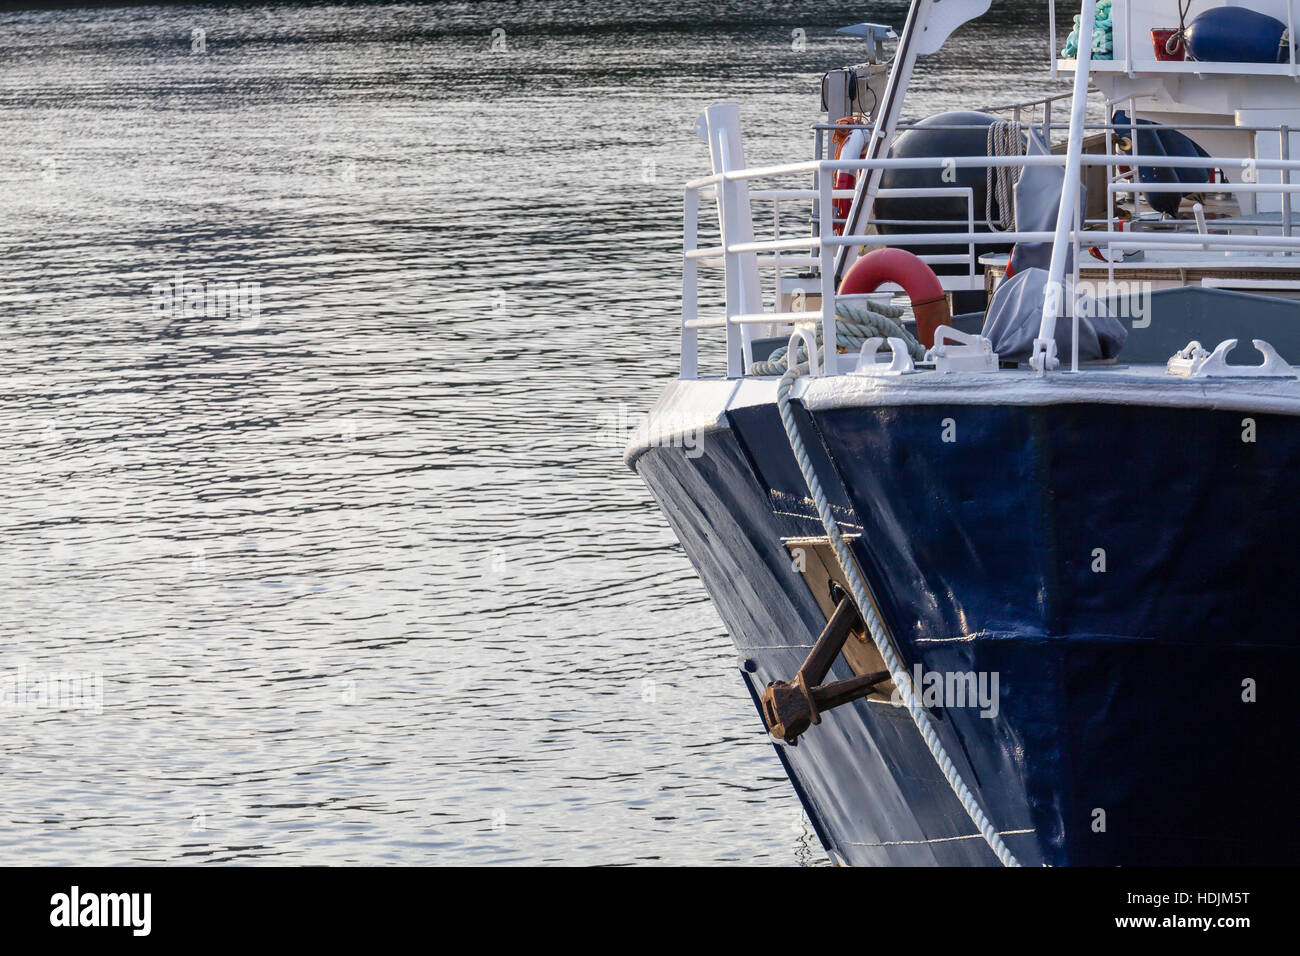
left=0, top=1, right=1061, bottom=864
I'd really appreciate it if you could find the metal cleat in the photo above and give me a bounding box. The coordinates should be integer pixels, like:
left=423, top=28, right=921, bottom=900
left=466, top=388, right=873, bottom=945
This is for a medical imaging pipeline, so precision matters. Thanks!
left=1166, top=339, right=1296, bottom=378
left=852, top=336, right=915, bottom=376
left=924, top=325, right=998, bottom=373
left=1029, top=336, right=1059, bottom=372
left=1165, top=340, right=1210, bottom=376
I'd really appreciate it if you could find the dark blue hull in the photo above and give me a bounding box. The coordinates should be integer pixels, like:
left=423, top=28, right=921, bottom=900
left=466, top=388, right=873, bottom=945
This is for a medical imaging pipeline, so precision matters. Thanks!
left=632, top=392, right=1300, bottom=866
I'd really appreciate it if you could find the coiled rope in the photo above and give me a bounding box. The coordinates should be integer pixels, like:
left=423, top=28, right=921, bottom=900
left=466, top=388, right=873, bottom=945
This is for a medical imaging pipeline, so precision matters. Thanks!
left=985, top=120, right=1025, bottom=232
left=775, top=363, right=1021, bottom=867
left=748, top=299, right=922, bottom=376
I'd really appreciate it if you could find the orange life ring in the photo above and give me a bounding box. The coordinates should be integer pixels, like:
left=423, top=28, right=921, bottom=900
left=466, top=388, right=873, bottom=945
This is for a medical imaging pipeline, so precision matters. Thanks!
left=838, top=248, right=950, bottom=348
left=830, top=114, right=870, bottom=235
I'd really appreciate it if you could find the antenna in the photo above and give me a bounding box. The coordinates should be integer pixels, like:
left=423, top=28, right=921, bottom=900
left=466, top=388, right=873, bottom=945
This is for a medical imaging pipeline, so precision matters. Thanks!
left=835, top=22, right=898, bottom=64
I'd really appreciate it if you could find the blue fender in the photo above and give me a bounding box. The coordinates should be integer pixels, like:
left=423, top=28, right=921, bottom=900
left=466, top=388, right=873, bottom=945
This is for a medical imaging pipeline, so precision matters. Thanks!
left=1113, top=110, right=1213, bottom=217
left=1186, top=7, right=1290, bottom=63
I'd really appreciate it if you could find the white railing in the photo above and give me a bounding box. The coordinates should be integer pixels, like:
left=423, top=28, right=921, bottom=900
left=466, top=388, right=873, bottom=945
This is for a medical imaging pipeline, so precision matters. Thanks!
left=680, top=149, right=1300, bottom=379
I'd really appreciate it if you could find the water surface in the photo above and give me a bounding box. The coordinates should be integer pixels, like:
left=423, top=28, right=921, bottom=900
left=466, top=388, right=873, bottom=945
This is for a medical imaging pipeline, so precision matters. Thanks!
left=0, top=0, right=1062, bottom=865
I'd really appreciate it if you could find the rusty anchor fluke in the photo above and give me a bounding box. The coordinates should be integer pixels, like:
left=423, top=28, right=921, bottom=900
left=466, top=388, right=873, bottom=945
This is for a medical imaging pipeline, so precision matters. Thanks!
left=760, top=594, right=890, bottom=743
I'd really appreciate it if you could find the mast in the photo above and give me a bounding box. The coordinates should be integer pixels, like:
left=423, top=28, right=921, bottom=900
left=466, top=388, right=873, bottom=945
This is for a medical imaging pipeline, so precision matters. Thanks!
left=1031, top=0, right=1097, bottom=373
left=832, top=0, right=993, bottom=285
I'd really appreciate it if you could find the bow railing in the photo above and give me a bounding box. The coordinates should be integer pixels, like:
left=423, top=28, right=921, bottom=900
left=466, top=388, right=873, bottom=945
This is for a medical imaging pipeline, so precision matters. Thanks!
left=680, top=149, right=1300, bottom=379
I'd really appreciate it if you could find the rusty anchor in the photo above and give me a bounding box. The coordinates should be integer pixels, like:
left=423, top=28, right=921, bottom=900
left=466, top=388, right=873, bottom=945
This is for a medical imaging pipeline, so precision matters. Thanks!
left=760, top=591, right=890, bottom=743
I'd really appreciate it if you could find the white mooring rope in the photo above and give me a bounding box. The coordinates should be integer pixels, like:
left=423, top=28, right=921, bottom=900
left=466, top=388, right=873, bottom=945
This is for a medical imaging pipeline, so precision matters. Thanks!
left=776, top=365, right=1021, bottom=867
left=985, top=120, right=1025, bottom=232
left=749, top=299, right=922, bottom=377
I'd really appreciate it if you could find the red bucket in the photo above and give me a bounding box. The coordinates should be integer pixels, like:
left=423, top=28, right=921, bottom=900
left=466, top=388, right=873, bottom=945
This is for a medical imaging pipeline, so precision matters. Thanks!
left=1151, top=28, right=1186, bottom=60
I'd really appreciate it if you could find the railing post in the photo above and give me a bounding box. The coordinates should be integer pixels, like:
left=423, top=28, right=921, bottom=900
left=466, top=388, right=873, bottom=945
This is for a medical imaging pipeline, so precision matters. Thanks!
left=1104, top=96, right=1115, bottom=249
left=967, top=188, right=975, bottom=282
left=1282, top=125, right=1293, bottom=241
left=812, top=128, right=824, bottom=241
left=1127, top=97, right=1139, bottom=216
left=773, top=197, right=783, bottom=337
left=1124, top=0, right=1132, bottom=73
left=1033, top=0, right=1096, bottom=374
left=680, top=186, right=700, bottom=379
left=819, top=167, right=837, bottom=376
left=695, top=104, right=760, bottom=378
left=1049, top=0, right=1058, bottom=78
left=1288, top=0, right=1297, bottom=77
left=720, top=164, right=745, bottom=379
left=1071, top=198, right=1081, bottom=372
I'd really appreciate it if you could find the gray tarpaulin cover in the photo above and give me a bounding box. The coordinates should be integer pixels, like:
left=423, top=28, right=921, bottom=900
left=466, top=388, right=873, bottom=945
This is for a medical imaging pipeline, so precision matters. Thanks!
left=1007, top=128, right=1074, bottom=274
left=981, top=267, right=1127, bottom=362
left=981, top=128, right=1126, bottom=363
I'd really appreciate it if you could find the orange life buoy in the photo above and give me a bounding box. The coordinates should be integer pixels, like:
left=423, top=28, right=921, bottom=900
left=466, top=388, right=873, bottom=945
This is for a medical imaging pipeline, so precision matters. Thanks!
left=838, top=248, right=950, bottom=348
left=830, top=114, right=870, bottom=235
left=829, top=113, right=870, bottom=158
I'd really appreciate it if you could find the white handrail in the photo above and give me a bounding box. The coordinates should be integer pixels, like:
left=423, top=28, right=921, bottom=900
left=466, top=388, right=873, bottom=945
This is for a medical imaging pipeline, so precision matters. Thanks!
left=1111, top=182, right=1300, bottom=193
left=721, top=229, right=1300, bottom=254
left=686, top=153, right=1300, bottom=190
left=679, top=130, right=1300, bottom=378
